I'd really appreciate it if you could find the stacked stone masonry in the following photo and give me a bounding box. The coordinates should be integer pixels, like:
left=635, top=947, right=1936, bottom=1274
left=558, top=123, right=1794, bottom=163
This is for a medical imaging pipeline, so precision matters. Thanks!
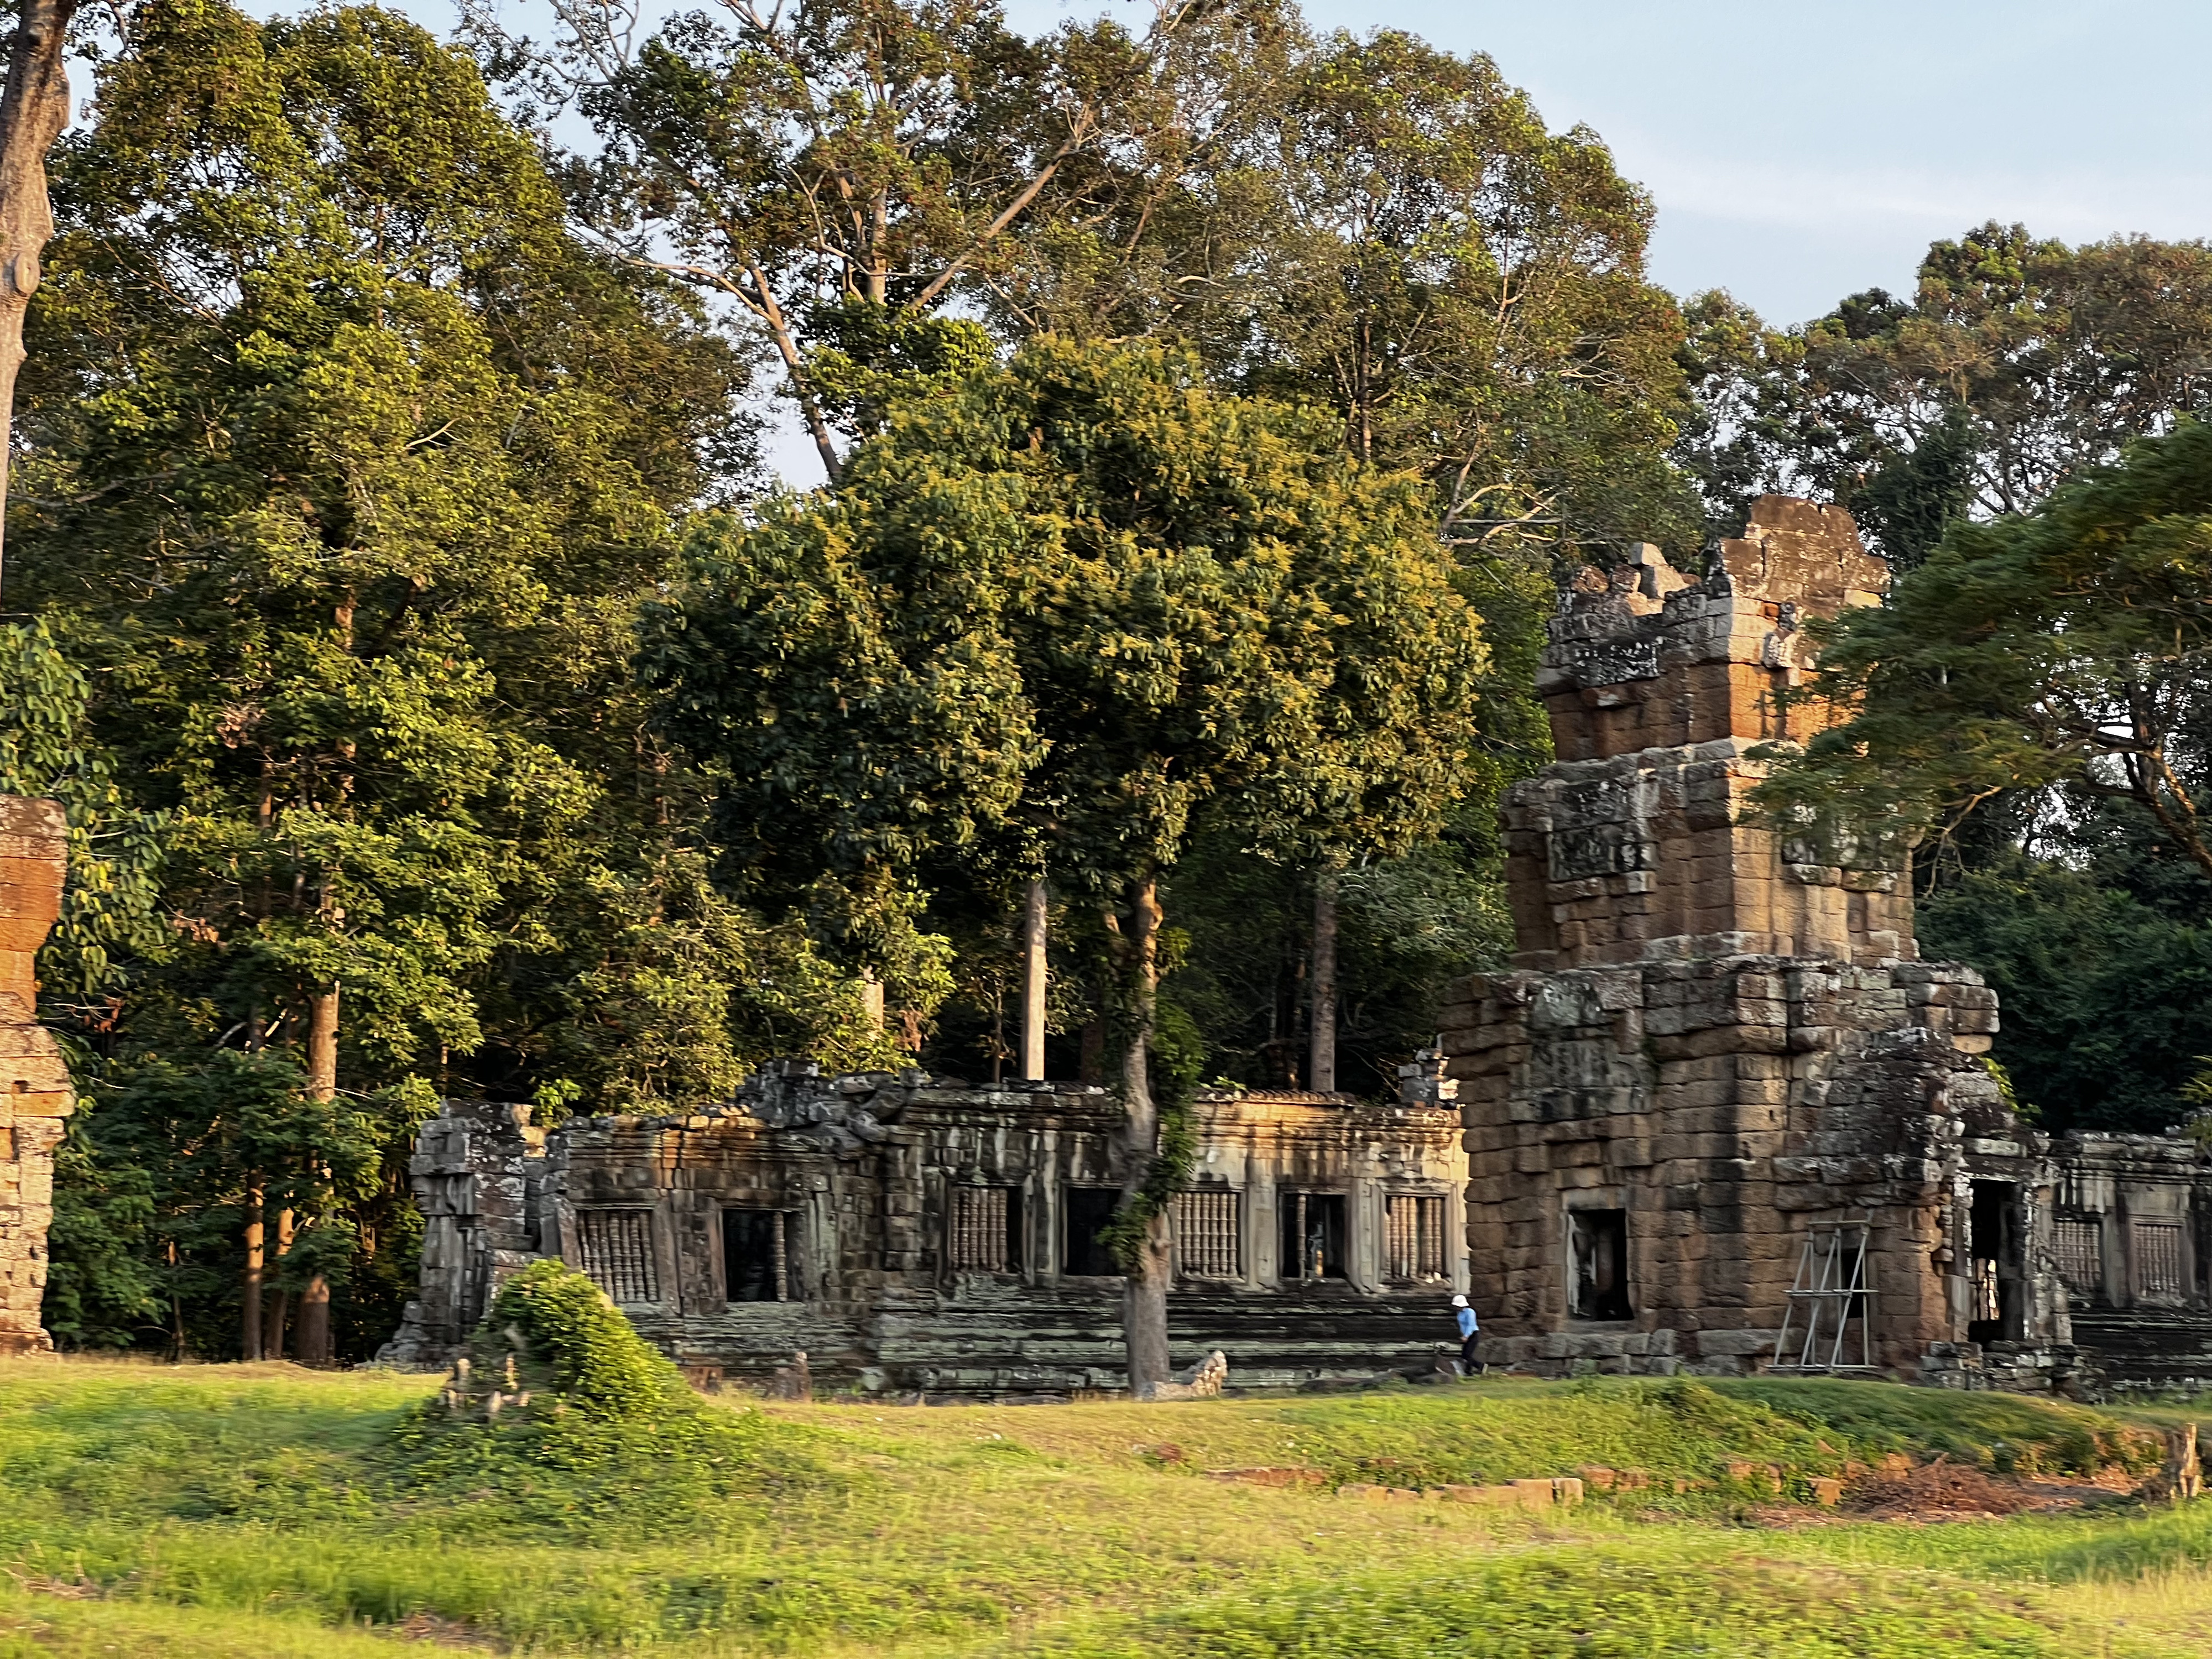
left=383, top=1060, right=1471, bottom=1396
left=0, top=796, right=72, bottom=1356
left=1446, top=498, right=2212, bottom=1390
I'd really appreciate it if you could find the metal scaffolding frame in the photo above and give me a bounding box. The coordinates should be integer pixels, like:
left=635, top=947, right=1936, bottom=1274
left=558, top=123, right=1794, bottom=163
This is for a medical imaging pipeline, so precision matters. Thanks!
left=1770, top=1213, right=1878, bottom=1373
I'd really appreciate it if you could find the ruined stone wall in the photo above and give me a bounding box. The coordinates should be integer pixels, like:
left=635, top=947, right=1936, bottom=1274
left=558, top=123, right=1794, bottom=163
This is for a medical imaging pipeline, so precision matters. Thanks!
left=377, top=1099, right=547, bottom=1366
left=0, top=796, right=71, bottom=1355
left=1447, top=499, right=2075, bottom=1383
left=2051, top=1134, right=2212, bottom=1390
left=1444, top=957, right=2047, bottom=1374
left=385, top=1062, right=1471, bottom=1397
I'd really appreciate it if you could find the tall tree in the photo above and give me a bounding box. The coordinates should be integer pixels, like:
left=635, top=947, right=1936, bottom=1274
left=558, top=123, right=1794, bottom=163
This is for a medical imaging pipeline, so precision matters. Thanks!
left=1679, top=225, right=2212, bottom=560
left=1242, top=29, right=1697, bottom=557
left=15, top=0, right=879, bottom=1357
left=649, top=337, right=1488, bottom=1391
left=1751, top=419, right=2212, bottom=883
left=1683, top=228, right=2212, bottom=1138
left=477, top=0, right=1296, bottom=481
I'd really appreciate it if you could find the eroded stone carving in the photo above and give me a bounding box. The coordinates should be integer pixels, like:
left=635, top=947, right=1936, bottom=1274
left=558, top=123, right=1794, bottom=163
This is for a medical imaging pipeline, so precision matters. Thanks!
left=383, top=1075, right=1471, bottom=1400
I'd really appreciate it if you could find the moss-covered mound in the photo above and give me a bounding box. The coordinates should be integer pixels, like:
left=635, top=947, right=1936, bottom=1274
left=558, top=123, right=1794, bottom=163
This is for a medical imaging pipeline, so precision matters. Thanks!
left=385, top=1260, right=831, bottom=1540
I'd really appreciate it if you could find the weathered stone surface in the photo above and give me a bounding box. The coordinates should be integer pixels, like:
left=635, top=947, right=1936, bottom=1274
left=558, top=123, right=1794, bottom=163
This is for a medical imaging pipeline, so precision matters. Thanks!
left=0, top=796, right=71, bottom=1357
left=1448, top=504, right=2094, bottom=1386
left=383, top=1066, right=1472, bottom=1397
left=1509, top=507, right=1912, bottom=973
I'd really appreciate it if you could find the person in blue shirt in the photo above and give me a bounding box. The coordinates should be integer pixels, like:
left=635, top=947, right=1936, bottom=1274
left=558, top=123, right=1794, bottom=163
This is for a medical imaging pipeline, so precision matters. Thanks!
left=1452, top=1293, right=1480, bottom=1375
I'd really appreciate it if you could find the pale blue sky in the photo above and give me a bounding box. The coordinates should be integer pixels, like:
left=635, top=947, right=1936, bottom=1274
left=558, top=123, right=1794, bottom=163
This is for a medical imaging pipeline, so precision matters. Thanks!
left=1004, top=0, right=2212, bottom=327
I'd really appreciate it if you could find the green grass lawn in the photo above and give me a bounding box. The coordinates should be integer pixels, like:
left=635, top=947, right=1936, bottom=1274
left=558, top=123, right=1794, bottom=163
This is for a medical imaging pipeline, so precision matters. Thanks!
left=2, top=1359, right=2209, bottom=1656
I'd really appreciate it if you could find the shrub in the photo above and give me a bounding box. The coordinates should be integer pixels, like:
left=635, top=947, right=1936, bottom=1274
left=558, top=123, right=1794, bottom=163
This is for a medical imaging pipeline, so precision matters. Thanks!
left=482, top=1259, right=676, bottom=1420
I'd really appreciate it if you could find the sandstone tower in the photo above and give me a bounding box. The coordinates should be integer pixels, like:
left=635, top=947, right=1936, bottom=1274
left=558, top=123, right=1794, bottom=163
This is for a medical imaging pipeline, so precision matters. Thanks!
left=0, top=795, right=71, bottom=1354
left=1442, top=498, right=2072, bottom=1381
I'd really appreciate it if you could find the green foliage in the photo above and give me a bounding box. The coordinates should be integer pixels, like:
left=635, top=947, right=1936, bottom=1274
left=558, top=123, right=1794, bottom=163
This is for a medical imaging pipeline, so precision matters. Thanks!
left=382, top=1265, right=833, bottom=1546
left=481, top=1260, right=679, bottom=1421
left=15, top=0, right=886, bottom=1359
left=1851, top=406, right=1979, bottom=574
left=514, top=0, right=1300, bottom=482
left=1751, top=419, right=2212, bottom=877
left=1917, top=859, right=2212, bottom=1133
left=1677, top=224, right=2212, bottom=550
left=1097, top=1007, right=1203, bottom=1274
left=648, top=334, right=1490, bottom=1031
left=384, top=1386, right=826, bottom=1548
left=1677, top=231, right=2212, bottom=1126
left=43, top=1049, right=403, bottom=1355
left=805, top=301, right=999, bottom=437
left=1239, top=28, right=1702, bottom=561
left=1027, top=1551, right=2089, bottom=1658
left=1979, top=1055, right=2034, bottom=1125
left=0, top=622, right=168, bottom=1004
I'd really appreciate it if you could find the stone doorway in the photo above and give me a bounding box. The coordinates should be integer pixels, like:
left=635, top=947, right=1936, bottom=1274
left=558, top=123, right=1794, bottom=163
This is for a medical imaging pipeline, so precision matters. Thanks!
left=1968, top=1181, right=2020, bottom=1345
left=1568, top=1207, right=1631, bottom=1321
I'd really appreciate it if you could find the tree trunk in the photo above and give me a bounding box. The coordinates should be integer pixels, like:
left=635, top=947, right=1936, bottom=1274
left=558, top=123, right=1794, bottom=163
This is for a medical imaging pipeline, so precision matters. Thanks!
left=1114, top=870, right=1173, bottom=1399
left=266, top=1207, right=293, bottom=1361
left=241, top=1183, right=264, bottom=1362
left=859, top=971, right=885, bottom=1031
left=306, top=985, right=338, bottom=1099
left=0, top=0, right=75, bottom=599
left=296, top=987, right=339, bottom=1366
left=1310, top=865, right=1339, bottom=1095
left=295, top=1275, right=332, bottom=1367
left=1019, top=878, right=1048, bottom=1081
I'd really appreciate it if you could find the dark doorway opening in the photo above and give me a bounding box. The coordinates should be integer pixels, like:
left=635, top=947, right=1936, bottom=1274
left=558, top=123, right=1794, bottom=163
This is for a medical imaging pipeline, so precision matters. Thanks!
left=723, top=1209, right=797, bottom=1303
left=1968, top=1181, right=2018, bottom=1344
left=1279, top=1191, right=1348, bottom=1282
left=1568, top=1208, right=1631, bottom=1320
left=1063, top=1186, right=1123, bottom=1276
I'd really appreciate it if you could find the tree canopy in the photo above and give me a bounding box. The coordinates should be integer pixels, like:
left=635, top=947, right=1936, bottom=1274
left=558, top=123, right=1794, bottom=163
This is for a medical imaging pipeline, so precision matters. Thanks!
left=646, top=335, right=1486, bottom=1387
left=16, top=0, right=886, bottom=1357
left=1752, top=419, right=2212, bottom=876
left=8, top=0, right=1779, bottom=1363
left=1680, top=223, right=2212, bottom=565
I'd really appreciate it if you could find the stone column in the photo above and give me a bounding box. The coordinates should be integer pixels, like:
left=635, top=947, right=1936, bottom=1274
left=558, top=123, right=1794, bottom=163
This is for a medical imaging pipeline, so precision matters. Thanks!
left=0, top=795, right=71, bottom=1355
left=1019, top=879, right=1047, bottom=1081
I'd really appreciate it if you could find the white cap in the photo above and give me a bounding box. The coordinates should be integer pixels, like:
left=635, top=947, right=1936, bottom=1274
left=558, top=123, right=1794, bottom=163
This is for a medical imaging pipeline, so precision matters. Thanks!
left=1451, top=1294, right=1468, bottom=1307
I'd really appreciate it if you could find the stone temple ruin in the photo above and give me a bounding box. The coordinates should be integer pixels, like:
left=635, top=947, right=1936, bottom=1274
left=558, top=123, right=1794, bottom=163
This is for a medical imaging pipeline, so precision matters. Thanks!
left=1443, top=497, right=2212, bottom=1391
left=358, top=496, right=2212, bottom=1396
left=379, top=1064, right=1469, bottom=1396
left=9, top=502, right=2212, bottom=1393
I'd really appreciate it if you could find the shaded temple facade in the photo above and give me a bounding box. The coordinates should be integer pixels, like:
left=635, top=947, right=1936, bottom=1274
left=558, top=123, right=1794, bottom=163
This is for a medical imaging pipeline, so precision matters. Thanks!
left=383, top=1061, right=1470, bottom=1395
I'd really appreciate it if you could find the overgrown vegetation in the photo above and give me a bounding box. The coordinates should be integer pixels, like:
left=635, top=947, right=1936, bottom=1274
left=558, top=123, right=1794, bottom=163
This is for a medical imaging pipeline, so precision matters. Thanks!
left=380, top=1262, right=833, bottom=1543
left=0, top=1365, right=2205, bottom=1656
left=20, top=0, right=1652, bottom=1363
left=23, top=0, right=2212, bottom=1376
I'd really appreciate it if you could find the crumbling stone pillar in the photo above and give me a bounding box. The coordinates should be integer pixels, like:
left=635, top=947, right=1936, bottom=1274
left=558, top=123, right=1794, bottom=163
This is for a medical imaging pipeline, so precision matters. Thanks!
left=375, top=1099, right=547, bottom=1367
left=0, top=796, right=72, bottom=1355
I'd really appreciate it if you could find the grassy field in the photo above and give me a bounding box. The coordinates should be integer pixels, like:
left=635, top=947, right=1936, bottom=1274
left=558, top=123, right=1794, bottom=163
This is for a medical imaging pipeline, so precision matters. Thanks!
left=2, top=1360, right=2211, bottom=1656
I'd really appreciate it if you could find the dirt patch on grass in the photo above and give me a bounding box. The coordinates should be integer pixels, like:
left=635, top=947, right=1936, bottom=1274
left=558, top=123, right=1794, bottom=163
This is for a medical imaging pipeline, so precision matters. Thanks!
left=1847, top=1457, right=2125, bottom=1522
left=395, top=1611, right=504, bottom=1649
